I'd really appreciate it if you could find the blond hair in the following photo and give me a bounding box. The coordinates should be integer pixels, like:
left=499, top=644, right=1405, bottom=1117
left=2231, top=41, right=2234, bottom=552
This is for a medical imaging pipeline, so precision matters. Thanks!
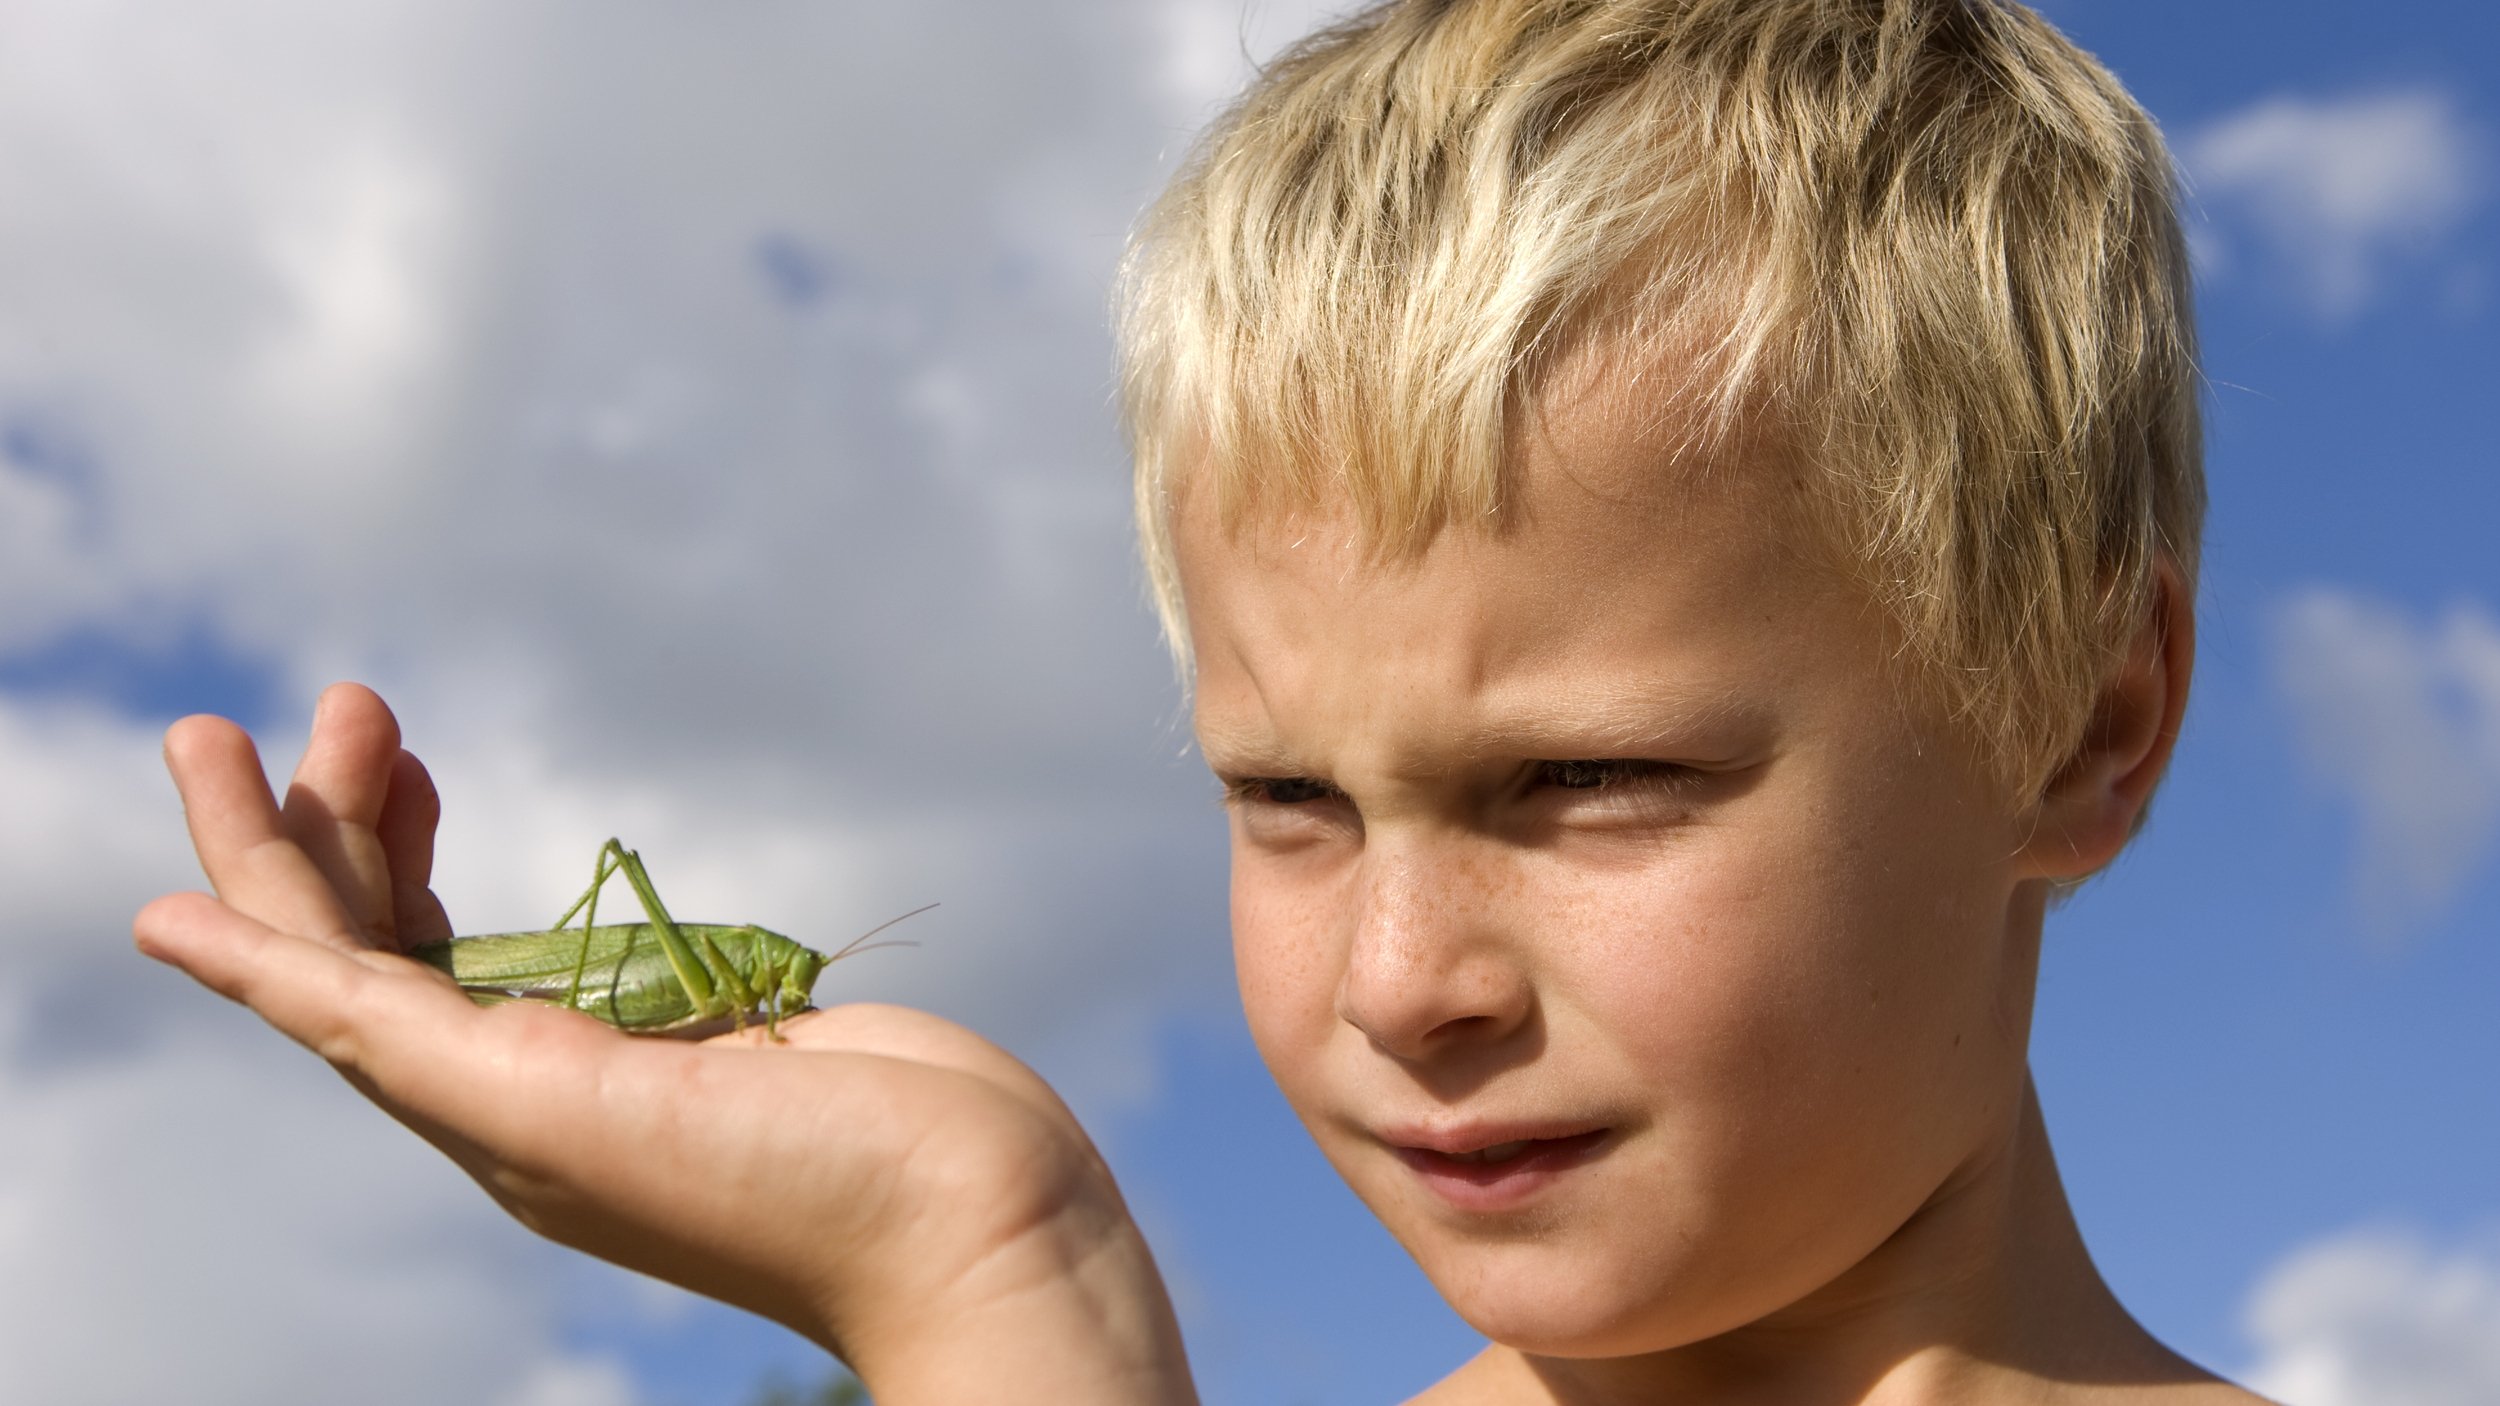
left=1118, top=0, right=2201, bottom=800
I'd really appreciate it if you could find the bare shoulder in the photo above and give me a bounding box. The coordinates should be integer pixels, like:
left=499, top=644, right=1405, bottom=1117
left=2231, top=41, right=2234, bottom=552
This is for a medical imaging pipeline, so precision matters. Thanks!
left=2133, top=1382, right=2278, bottom=1406
left=1399, top=1349, right=1528, bottom=1406
left=1395, top=1352, right=2283, bottom=1406
left=2033, top=1356, right=2276, bottom=1406
left=2082, top=1336, right=2278, bottom=1406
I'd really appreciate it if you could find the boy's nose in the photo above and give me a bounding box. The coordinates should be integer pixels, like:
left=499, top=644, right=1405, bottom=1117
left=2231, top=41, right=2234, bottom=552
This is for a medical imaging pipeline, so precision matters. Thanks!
left=1335, top=844, right=1532, bottom=1063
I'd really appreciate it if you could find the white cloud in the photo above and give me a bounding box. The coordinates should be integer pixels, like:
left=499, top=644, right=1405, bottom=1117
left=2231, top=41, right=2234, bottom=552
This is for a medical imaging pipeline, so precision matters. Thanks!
left=2241, top=1225, right=2500, bottom=1406
left=0, top=1, right=1263, bottom=1399
left=2185, top=90, right=2484, bottom=319
left=2272, top=589, right=2500, bottom=934
left=0, top=1007, right=639, bottom=1406
left=0, top=697, right=200, bottom=965
left=1155, top=0, right=1348, bottom=124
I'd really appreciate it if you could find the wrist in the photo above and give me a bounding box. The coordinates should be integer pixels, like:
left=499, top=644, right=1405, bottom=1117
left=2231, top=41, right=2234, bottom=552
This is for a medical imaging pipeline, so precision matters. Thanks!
left=838, top=1200, right=1197, bottom=1406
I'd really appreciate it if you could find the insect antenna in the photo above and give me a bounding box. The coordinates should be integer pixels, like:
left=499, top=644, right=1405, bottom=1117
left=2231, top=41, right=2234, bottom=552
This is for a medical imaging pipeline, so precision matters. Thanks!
left=825, top=901, right=941, bottom=962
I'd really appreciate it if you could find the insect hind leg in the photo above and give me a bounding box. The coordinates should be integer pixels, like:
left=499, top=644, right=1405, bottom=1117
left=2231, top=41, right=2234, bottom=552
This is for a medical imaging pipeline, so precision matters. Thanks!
left=609, top=842, right=723, bottom=1023
left=547, top=839, right=632, bottom=1016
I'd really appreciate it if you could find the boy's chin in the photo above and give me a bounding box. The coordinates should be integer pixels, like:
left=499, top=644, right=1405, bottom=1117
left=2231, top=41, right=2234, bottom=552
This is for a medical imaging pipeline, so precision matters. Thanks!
left=1439, top=1286, right=1697, bottom=1361
left=1406, top=1232, right=1766, bottom=1361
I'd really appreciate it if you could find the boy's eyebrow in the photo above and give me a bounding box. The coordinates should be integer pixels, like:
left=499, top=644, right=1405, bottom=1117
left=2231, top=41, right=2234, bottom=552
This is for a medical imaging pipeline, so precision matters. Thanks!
left=1455, top=685, right=1767, bottom=758
left=1196, top=687, right=1766, bottom=774
left=1191, top=725, right=1303, bottom=776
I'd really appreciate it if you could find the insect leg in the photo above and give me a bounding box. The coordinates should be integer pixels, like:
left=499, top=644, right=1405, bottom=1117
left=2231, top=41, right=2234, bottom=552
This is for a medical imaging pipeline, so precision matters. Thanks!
left=691, top=925, right=763, bottom=1034
left=735, top=926, right=785, bottom=1039
left=611, top=842, right=722, bottom=1020
left=551, top=840, right=630, bottom=1017
left=544, top=840, right=628, bottom=932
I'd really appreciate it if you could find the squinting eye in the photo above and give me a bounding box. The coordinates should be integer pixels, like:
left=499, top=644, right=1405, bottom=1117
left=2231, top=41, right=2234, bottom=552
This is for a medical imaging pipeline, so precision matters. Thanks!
left=1226, top=776, right=1343, bottom=806
left=1535, top=759, right=1679, bottom=790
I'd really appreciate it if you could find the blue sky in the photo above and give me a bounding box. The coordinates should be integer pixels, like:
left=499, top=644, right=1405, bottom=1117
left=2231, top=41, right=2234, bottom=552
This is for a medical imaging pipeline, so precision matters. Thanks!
left=0, top=3, right=2491, bottom=1403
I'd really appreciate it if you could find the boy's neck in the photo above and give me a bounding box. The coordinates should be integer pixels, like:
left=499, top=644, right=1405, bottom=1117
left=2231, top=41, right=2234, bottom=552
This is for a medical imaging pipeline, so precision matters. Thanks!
left=1425, top=1077, right=2237, bottom=1406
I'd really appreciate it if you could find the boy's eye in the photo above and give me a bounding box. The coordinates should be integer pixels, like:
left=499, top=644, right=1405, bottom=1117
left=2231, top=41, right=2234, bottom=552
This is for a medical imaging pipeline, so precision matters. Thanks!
left=1524, top=759, right=1704, bottom=827
left=1225, top=776, right=1344, bottom=806
left=1534, top=759, right=1677, bottom=791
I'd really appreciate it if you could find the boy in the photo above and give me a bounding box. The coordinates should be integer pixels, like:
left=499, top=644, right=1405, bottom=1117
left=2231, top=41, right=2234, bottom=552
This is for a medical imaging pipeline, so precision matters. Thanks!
left=136, top=0, right=2267, bottom=1401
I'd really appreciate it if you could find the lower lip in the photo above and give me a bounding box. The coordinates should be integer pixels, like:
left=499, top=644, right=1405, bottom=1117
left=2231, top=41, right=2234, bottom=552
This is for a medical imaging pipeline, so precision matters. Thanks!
left=1393, top=1131, right=1613, bottom=1213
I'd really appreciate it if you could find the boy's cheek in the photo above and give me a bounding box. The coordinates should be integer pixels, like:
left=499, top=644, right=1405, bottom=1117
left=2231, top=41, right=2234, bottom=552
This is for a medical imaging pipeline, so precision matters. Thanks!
left=1627, top=840, right=2025, bottom=1088
left=1228, top=860, right=1349, bottom=1075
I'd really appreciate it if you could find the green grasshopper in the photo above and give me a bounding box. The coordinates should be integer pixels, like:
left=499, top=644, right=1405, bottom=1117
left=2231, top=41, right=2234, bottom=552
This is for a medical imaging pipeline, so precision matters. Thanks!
left=412, top=838, right=915, bottom=1039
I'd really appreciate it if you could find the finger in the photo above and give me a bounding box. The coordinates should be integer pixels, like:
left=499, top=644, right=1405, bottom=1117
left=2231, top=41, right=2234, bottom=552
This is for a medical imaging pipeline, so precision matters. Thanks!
left=378, top=749, right=454, bottom=951
left=282, top=683, right=405, bottom=938
left=165, top=714, right=367, bottom=951
left=133, top=890, right=464, bottom=1068
left=136, top=888, right=625, bottom=1159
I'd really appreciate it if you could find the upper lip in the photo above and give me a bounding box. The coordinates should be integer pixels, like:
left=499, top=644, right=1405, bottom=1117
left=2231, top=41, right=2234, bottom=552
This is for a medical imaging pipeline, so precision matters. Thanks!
left=1378, top=1120, right=1614, bottom=1156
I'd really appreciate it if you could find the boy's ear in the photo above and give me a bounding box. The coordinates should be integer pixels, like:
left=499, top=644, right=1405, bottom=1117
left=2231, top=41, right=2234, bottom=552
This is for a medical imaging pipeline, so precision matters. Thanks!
left=2019, top=560, right=2195, bottom=881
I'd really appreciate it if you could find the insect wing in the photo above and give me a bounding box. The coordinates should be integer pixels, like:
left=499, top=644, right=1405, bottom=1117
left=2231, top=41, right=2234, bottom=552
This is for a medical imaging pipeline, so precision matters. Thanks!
left=417, top=923, right=713, bottom=1032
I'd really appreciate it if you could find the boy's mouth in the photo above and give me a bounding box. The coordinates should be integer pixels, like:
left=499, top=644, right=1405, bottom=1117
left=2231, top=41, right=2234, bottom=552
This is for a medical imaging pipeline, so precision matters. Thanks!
left=1445, top=1139, right=1543, bottom=1165
left=1385, top=1126, right=1615, bottom=1207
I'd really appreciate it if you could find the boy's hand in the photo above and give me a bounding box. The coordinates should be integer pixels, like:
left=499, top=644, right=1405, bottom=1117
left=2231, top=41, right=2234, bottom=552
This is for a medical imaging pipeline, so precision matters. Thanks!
left=132, top=683, right=1196, bottom=1406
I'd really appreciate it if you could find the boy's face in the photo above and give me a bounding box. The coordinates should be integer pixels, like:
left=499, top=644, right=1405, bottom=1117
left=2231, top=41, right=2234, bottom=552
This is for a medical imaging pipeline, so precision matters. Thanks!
left=1176, top=375, right=2063, bottom=1356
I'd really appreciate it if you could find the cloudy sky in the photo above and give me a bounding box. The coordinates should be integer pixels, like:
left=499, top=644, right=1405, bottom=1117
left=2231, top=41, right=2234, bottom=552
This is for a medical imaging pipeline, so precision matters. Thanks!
left=0, top=2, right=2492, bottom=1403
